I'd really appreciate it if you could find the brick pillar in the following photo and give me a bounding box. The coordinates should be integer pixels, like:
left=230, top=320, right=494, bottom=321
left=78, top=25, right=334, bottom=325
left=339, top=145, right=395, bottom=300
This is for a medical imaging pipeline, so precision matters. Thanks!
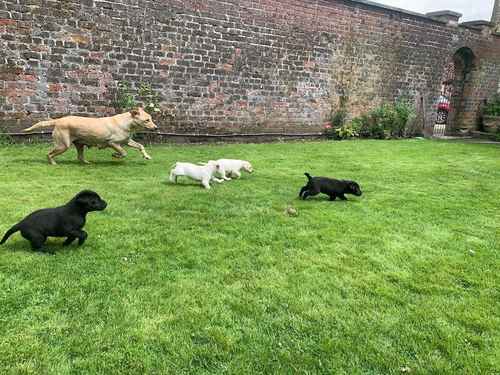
left=492, top=0, right=500, bottom=32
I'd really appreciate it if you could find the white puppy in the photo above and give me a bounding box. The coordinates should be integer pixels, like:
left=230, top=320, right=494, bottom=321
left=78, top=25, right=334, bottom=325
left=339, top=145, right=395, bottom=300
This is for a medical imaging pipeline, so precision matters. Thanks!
left=169, top=161, right=224, bottom=189
left=209, top=159, right=254, bottom=180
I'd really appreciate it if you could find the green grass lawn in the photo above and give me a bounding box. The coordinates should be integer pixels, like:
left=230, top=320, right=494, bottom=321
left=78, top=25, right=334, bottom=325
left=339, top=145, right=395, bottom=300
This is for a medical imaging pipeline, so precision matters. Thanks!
left=0, top=139, right=499, bottom=374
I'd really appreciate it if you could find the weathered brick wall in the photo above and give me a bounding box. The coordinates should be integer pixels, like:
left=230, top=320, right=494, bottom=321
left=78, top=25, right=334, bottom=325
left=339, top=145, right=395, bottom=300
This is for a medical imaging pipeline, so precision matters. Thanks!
left=1, top=0, right=500, bottom=136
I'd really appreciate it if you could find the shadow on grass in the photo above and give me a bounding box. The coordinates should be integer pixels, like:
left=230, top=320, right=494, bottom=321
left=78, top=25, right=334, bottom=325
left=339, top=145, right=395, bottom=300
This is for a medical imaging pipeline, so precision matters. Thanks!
left=11, top=158, right=150, bottom=167
left=297, top=196, right=363, bottom=203
left=161, top=180, right=212, bottom=189
left=0, top=237, right=82, bottom=255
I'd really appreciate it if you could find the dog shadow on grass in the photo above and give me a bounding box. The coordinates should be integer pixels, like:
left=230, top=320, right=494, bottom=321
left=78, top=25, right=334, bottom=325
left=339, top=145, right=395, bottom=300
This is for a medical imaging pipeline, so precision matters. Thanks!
left=161, top=180, right=218, bottom=189
left=296, top=195, right=364, bottom=204
left=12, top=158, right=149, bottom=167
left=2, top=238, right=84, bottom=255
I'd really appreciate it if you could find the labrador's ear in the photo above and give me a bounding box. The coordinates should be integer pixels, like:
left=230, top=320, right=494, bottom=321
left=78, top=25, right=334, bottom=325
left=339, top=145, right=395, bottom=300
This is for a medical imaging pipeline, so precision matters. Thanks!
left=130, top=108, right=140, bottom=117
left=75, top=192, right=92, bottom=206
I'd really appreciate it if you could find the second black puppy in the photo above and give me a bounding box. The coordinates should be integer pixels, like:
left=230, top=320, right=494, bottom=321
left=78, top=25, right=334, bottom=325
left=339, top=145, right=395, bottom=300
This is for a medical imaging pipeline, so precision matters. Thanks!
left=0, top=190, right=107, bottom=251
left=299, top=172, right=362, bottom=201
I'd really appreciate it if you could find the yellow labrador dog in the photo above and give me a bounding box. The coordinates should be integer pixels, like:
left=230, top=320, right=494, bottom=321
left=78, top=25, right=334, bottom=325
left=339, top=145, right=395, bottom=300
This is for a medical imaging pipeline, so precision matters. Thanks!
left=23, top=108, right=157, bottom=165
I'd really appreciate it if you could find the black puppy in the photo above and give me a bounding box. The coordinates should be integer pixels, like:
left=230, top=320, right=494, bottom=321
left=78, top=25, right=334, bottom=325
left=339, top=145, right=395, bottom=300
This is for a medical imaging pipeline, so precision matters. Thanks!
left=299, top=172, right=362, bottom=201
left=0, top=190, right=107, bottom=251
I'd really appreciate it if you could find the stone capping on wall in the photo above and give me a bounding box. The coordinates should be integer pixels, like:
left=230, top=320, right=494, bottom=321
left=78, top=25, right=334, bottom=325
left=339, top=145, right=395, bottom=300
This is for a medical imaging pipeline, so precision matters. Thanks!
left=348, top=0, right=494, bottom=35
left=426, top=10, right=462, bottom=25
left=426, top=10, right=463, bottom=19
left=460, top=20, right=493, bottom=31
left=347, top=0, right=447, bottom=24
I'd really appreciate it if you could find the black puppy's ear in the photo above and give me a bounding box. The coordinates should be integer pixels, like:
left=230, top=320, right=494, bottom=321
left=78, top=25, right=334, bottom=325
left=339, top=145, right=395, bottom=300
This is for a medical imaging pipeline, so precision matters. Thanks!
left=75, top=193, right=91, bottom=205
left=73, top=190, right=98, bottom=205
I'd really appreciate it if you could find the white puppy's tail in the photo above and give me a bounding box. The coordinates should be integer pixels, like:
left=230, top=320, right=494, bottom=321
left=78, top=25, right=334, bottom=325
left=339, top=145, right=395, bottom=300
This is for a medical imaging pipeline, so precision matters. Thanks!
left=23, top=119, right=56, bottom=132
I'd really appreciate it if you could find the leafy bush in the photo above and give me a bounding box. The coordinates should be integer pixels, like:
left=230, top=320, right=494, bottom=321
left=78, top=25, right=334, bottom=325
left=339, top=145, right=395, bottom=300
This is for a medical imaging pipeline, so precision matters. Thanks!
left=351, top=113, right=385, bottom=139
left=484, top=94, right=500, bottom=116
left=351, top=99, right=416, bottom=139
left=0, top=132, right=14, bottom=145
left=394, top=100, right=416, bottom=137
left=116, top=81, right=161, bottom=114
left=116, top=81, right=136, bottom=111
left=324, top=121, right=359, bottom=140
left=335, top=123, right=359, bottom=140
left=331, top=109, right=347, bottom=128
left=138, top=83, right=161, bottom=114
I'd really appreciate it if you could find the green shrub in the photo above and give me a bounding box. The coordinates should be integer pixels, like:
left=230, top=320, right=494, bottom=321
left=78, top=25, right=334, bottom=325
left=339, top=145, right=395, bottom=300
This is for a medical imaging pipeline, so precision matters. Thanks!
left=115, top=81, right=136, bottom=111
left=394, top=99, right=416, bottom=137
left=484, top=94, right=500, bottom=116
left=331, top=109, right=347, bottom=128
left=324, top=108, right=359, bottom=140
left=351, top=99, right=416, bottom=139
left=116, top=81, right=161, bottom=114
left=495, top=128, right=500, bottom=142
left=323, top=122, right=359, bottom=140
left=138, top=83, right=161, bottom=114
left=335, top=123, right=359, bottom=140
left=0, top=124, right=14, bottom=145
left=352, top=113, right=385, bottom=139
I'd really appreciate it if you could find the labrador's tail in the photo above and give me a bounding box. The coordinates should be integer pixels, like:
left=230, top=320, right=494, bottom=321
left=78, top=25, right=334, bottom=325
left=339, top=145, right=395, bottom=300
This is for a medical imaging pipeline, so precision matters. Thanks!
left=23, top=119, right=56, bottom=132
left=0, top=224, right=20, bottom=245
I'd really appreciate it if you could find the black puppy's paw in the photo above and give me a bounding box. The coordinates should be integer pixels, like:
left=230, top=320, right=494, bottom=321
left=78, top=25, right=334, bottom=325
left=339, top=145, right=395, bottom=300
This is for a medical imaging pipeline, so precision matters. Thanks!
left=78, top=231, right=88, bottom=246
left=63, top=236, right=76, bottom=246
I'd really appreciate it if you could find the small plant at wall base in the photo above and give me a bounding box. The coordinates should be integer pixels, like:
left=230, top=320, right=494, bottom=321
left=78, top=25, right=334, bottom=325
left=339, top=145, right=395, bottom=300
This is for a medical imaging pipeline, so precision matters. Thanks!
left=334, top=123, right=359, bottom=140
left=481, top=94, right=500, bottom=134
left=394, top=99, right=417, bottom=137
left=351, top=99, right=416, bottom=139
left=324, top=111, right=358, bottom=140
left=484, top=94, right=500, bottom=116
left=115, top=81, right=136, bottom=111
left=0, top=125, right=14, bottom=145
left=138, top=83, right=161, bottom=114
left=115, top=81, right=162, bottom=114
left=325, top=93, right=352, bottom=140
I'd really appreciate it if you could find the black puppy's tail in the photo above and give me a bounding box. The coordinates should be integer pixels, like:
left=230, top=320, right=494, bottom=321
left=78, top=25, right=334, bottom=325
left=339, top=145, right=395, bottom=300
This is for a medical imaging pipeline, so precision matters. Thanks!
left=0, top=224, right=20, bottom=245
left=304, top=172, right=313, bottom=181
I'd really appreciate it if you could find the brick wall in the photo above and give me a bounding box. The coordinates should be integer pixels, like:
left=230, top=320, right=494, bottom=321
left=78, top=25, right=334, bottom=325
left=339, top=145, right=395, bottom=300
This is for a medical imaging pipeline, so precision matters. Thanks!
left=1, top=0, right=500, bottom=136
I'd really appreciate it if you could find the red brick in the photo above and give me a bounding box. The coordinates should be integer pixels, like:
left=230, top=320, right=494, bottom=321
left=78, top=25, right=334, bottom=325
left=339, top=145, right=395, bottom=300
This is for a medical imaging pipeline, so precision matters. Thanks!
left=0, top=19, right=16, bottom=26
